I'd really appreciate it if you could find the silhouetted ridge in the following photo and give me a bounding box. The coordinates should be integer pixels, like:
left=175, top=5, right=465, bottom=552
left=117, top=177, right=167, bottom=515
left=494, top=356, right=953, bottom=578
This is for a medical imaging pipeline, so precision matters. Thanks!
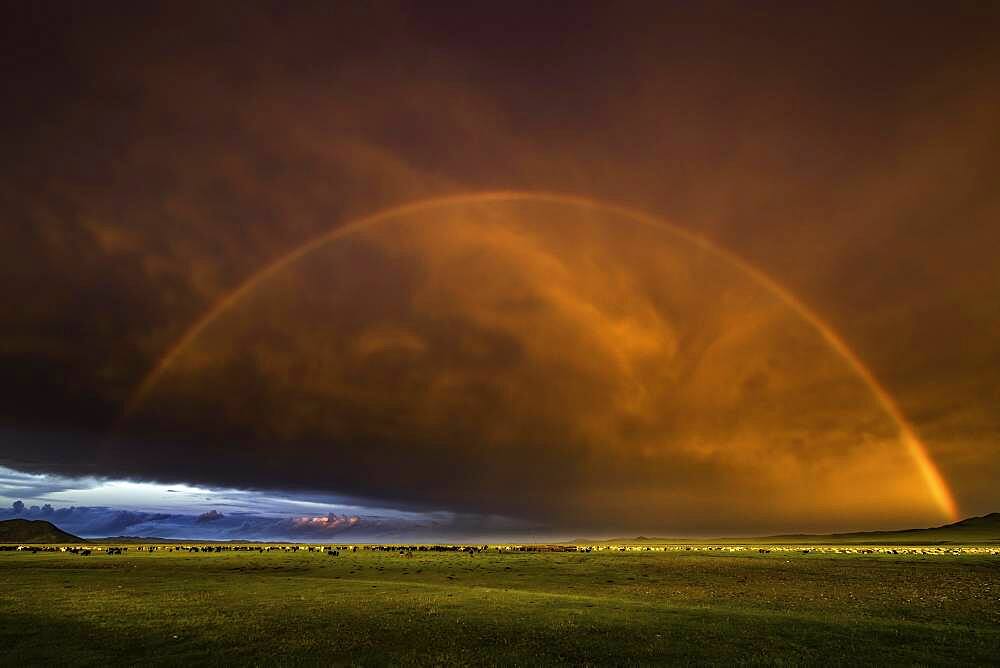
left=0, top=519, right=85, bottom=544
left=574, top=512, right=1000, bottom=545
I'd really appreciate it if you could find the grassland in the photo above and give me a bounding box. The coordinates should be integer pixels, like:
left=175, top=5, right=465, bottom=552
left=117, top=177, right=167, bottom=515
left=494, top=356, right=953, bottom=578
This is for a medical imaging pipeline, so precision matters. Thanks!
left=1, top=546, right=998, bottom=665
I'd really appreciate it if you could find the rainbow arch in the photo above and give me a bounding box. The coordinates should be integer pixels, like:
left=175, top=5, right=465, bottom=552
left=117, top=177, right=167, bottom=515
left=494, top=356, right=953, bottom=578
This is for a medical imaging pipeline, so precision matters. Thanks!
left=119, top=191, right=959, bottom=520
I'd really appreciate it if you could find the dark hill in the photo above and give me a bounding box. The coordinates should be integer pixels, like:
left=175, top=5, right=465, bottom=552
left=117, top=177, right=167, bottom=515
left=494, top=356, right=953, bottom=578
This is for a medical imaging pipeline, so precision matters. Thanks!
left=0, top=519, right=85, bottom=544
left=766, top=512, right=1000, bottom=544
left=578, top=512, right=1000, bottom=545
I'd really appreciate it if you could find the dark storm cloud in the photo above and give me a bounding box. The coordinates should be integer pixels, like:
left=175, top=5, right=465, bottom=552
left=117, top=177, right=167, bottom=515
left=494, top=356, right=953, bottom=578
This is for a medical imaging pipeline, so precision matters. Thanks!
left=1, top=2, right=999, bottom=534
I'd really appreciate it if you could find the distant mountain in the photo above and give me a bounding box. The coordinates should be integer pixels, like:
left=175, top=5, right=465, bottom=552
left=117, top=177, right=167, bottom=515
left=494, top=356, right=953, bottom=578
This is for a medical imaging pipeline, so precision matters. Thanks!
left=577, top=513, right=1000, bottom=545
left=91, top=535, right=186, bottom=544
left=798, top=512, right=1000, bottom=545
left=87, top=536, right=302, bottom=545
left=0, top=519, right=85, bottom=544
left=91, top=536, right=287, bottom=544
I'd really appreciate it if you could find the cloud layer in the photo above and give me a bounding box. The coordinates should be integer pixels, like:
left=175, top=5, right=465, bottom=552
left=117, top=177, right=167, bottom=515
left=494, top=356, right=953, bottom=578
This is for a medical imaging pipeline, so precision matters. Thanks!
left=1, top=501, right=398, bottom=541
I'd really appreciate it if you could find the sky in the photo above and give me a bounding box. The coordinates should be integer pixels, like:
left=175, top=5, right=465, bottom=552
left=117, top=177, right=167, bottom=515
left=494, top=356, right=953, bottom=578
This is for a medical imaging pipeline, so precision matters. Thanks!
left=0, top=466, right=533, bottom=541
left=1, top=2, right=998, bottom=539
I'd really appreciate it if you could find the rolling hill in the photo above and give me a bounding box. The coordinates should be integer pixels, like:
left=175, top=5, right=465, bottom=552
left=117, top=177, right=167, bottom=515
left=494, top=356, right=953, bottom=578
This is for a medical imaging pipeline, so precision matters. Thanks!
left=580, top=512, right=1000, bottom=545
left=761, top=512, right=1000, bottom=545
left=0, top=519, right=85, bottom=544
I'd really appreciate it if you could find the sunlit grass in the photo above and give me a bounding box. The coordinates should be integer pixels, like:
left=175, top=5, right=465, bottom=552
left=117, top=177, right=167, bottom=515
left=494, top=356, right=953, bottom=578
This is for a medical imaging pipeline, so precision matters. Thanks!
left=1, top=548, right=998, bottom=664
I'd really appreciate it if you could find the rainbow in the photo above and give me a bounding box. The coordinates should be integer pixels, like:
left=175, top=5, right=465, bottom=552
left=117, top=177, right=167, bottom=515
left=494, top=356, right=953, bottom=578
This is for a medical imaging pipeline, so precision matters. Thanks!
left=119, top=191, right=959, bottom=520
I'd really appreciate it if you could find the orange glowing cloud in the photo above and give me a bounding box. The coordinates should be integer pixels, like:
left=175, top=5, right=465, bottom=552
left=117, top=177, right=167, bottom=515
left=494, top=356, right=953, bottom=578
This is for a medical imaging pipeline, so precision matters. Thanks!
left=115, top=195, right=956, bottom=533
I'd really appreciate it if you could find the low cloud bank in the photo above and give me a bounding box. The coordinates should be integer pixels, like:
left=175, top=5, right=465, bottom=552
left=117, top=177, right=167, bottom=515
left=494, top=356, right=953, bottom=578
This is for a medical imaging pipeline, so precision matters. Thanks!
left=1, top=500, right=533, bottom=542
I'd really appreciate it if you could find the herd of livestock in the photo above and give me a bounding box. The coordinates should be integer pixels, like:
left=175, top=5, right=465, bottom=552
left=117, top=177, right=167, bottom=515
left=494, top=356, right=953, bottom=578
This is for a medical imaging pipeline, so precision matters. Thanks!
left=2, top=543, right=998, bottom=556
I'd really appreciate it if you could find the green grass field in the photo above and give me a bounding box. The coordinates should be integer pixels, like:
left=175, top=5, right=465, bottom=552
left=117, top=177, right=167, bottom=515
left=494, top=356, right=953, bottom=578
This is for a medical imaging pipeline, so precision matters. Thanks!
left=2, top=547, right=998, bottom=665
